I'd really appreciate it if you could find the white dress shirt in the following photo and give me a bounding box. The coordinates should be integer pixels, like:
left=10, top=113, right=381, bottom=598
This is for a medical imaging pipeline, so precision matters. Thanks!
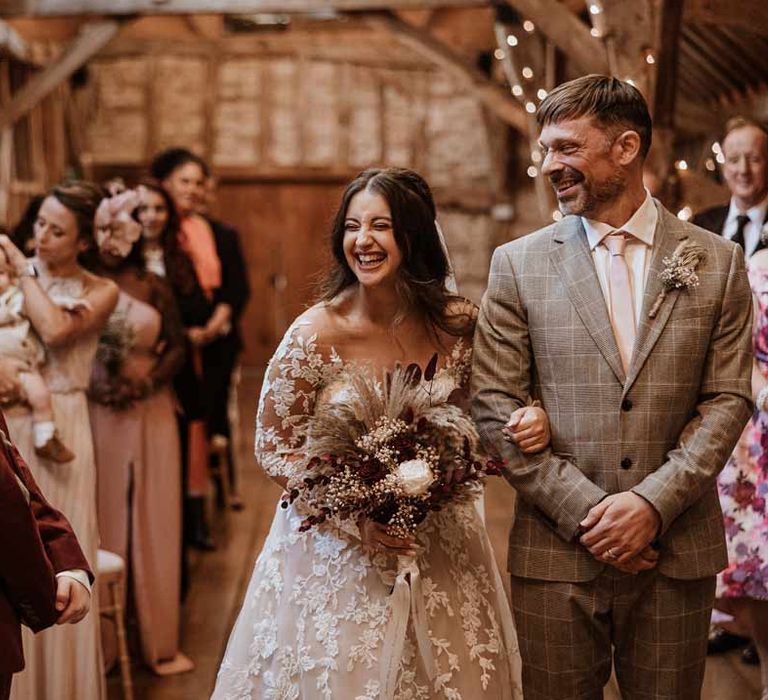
left=581, top=191, right=658, bottom=324
left=723, top=194, right=768, bottom=259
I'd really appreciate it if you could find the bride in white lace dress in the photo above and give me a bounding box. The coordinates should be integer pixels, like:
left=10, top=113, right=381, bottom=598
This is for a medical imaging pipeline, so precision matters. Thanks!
left=213, top=169, right=539, bottom=700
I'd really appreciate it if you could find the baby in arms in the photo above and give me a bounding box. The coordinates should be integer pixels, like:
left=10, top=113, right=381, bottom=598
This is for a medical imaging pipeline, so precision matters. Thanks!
left=0, top=255, right=74, bottom=462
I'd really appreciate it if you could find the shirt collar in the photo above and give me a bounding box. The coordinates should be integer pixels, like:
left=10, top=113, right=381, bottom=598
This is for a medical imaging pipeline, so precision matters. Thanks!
left=581, top=190, right=657, bottom=251
left=726, top=192, right=768, bottom=226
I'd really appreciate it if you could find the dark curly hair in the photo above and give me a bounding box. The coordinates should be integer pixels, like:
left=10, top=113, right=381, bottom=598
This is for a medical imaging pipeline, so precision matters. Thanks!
left=319, top=167, right=473, bottom=338
left=137, top=179, right=199, bottom=296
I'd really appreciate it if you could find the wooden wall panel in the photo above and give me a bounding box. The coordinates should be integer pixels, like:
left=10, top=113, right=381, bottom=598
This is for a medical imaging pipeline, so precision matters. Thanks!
left=153, top=55, right=208, bottom=155
left=267, top=58, right=301, bottom=166
left=212, top=180, right=344, bottom=368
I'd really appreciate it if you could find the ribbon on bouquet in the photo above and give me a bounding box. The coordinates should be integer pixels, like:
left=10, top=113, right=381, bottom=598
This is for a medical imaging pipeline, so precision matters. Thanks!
left=379, top=555, right=437, bottom=700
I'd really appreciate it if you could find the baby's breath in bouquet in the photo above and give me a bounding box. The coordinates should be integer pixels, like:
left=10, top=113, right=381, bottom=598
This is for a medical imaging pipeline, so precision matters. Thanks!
left=281, top=354, right=503, bottom=539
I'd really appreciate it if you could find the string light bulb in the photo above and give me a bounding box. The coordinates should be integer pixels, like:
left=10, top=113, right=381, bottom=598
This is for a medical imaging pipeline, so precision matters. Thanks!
left=512, top=84, right=524, bottom=96
left=522, top=66, right=534, bottom=79
left=494, top=48, right=505, bottom=60
left=675, top=160, right=688, bottom=171
left=705, top=158, right=716, bottom=171
left=527, top=166, right=538, bottom=178
left=677, top=206, right=692, bottom=221
left=645, top=53, right=655, bottom=65
left=589, top=3, right=602, bottom=14
left=537, top=88, right=548, bottom=100
left=506, top=34, right=518, bottom=47
left=525, top=101, right=536, bottom=113
left=523, top=20, right=535, bottom=32
left=590, top=27, right=601, bottom=37
left=531, top=150, right=542, bottom=163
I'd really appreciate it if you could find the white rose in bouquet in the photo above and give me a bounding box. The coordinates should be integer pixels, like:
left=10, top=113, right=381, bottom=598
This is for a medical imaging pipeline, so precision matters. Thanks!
left=396, top=459, right=435, bottom=496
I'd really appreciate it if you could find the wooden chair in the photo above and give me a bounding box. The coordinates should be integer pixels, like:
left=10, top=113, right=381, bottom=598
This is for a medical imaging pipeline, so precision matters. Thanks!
left=210, top=433, right=233, bottom=511
left=97, top=549, right=133, bottom=700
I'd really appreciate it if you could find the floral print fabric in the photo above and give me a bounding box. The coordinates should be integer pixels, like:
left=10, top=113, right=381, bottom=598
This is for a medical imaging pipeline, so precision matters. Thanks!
left=717, top=261, right=768, bottom=600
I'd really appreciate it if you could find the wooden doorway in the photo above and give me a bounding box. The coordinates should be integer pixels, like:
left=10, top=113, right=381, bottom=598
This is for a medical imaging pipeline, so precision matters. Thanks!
left=212, top=177, right=346, bottom=369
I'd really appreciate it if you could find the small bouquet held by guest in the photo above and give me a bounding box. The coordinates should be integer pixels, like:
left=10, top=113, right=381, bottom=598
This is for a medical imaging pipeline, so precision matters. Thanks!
left=281, top=353, right=504, bottom=544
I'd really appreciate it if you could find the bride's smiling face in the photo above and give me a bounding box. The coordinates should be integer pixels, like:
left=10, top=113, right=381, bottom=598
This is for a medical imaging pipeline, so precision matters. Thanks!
left=343, top=189, right=402, bottom=287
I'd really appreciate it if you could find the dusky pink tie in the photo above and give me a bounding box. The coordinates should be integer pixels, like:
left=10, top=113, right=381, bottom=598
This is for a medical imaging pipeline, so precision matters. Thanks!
left=604, top=232, right=636, bottom=372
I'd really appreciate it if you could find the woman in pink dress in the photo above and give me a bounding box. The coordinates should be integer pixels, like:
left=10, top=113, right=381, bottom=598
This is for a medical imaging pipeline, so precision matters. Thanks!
left=87, top=188, right=190, bottom=674
left=716, top=246, right=768, bottom=699
left=0, top=181, right=119, bottom=700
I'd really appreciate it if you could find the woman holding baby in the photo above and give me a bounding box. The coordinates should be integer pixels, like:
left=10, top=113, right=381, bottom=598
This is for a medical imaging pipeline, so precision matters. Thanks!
left=0, top=181, right=118, bottom=700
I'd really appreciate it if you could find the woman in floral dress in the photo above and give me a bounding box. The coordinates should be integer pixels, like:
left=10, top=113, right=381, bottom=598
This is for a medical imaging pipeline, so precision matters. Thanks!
left=716, top=246, right=768, bottom=699
left=212, top=168, right=539, bottom=700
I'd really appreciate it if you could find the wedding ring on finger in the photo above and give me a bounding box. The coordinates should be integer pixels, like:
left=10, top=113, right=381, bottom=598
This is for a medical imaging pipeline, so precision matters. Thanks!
left=604, top=548, right=619, bottom=561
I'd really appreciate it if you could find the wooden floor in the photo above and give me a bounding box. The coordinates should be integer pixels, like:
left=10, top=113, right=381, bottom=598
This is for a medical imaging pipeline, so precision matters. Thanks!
left=107, top=374, right=762, bottom=700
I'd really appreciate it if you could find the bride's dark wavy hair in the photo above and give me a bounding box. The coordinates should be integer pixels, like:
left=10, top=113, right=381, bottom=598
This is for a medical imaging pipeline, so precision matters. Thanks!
left=319, top=168, right=474, bottom=338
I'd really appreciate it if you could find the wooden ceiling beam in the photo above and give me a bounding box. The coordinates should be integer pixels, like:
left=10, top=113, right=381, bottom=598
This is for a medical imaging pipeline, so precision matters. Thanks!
left=651, top=0, right=684, bottom=129
left=1, top=0, right=488, bottom=16
left=0, top=20, right=120, bottom=131
left=366, top=11, right=528, bottom=132
left=500, top=0, right=608, bottom=75
left=0, top=17, right=31, bottom=62
left=684, top=25, right=758, bottom=92
left=684, top=0, right=768, bottom=36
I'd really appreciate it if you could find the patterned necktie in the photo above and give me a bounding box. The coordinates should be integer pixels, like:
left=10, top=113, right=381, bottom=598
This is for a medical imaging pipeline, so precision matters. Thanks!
left=604, top=232, right=636, bottom=372
left=732, top=214, right=750, bottom=250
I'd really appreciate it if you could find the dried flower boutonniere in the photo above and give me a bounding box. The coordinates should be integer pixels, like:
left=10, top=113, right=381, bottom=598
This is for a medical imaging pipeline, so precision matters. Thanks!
left=648, top=240, right=707, bottom=319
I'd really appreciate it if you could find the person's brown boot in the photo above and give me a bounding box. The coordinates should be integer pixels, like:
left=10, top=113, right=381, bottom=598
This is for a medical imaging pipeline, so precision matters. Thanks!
left=35, top=433, right=75, bottom=463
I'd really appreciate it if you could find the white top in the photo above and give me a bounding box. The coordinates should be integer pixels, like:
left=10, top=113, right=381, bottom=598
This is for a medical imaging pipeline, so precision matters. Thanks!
left=724, top=193, right=768, bottom=259
left=581, top=191, right=658, bottom=323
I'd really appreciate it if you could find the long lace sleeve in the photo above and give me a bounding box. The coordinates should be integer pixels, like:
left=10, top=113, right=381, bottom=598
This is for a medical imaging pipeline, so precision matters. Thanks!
left=255, top=319, right=339, bottom=479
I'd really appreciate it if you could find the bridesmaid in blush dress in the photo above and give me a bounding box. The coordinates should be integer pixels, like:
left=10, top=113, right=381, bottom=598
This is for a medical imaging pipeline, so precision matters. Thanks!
left=88, top=189, right=190, bottom=675
left=0, top=182, right=119, bottom=700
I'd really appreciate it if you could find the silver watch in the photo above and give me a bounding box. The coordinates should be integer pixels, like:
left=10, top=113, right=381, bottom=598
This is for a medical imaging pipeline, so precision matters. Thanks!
left=18, top=262, right=38, bottom=279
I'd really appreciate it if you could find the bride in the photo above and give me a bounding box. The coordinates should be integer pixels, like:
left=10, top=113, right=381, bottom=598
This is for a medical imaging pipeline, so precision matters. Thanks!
left=212, top=168, right=547, bottom=699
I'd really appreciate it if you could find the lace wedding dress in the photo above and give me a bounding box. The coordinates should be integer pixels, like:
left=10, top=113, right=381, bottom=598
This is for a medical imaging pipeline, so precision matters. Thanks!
left=212, top=317, right=523, bottom=700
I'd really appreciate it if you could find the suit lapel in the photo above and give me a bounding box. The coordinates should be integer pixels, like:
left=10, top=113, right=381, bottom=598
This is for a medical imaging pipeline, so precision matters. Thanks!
left=550, top=216, right=626, bottom=384
left=623, top=204, right=688, bottom=394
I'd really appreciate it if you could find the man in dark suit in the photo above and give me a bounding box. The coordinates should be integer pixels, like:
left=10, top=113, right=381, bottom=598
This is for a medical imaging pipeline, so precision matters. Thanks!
left=0, top=359, right=92, bottom=699
left=693, top=117, right=768, bottom=259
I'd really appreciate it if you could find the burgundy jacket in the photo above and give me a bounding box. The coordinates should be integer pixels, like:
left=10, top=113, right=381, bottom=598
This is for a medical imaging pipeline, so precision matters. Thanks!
left=0, top=412, right=92, bottom=674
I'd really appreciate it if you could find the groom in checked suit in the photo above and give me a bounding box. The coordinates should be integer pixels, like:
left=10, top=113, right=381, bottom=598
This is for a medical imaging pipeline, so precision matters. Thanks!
left=472, top=75, right=753, bottom=699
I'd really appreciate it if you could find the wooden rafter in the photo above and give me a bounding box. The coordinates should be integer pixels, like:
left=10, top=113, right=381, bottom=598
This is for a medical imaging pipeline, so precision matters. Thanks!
left=501, top=0, right=608, bottom=75
left=366, top=12, right=528, bottom=132
left=0, top=0, right=487, bottom=16
left=0, top=21, right=120, bottom=131
left=684, top=0, right=768, bottom=36
left=652, top=0, right=683, bottom=129
left=0, top=18, right=30, bottom=62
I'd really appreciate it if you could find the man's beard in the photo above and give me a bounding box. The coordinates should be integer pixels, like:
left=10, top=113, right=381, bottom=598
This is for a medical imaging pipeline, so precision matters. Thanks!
left=551, top=167, right=626, bottom=217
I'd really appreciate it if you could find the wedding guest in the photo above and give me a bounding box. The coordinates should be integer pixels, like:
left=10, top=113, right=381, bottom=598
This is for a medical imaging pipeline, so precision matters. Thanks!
left=88, top=188, right=191, bottom=675
left=197, top=174, right=250, bottom=509
left=0, top=181, right=119, bottom=700
left=693, top=117, right=768, bottom=257
left=136, top=178, right=217, bottom=552
left=0, top=373, right=92, bottom=700
left=150, top=150, right=232, bottom=550
left=694, top=117, right=768, bottom=666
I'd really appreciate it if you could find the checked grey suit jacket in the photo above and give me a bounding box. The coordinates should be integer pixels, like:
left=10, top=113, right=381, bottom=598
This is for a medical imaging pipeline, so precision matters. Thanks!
left=472, top=202, right=754, bottom=582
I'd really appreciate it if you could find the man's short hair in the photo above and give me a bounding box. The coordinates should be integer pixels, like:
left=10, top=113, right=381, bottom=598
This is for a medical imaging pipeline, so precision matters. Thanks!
left=723, top=116, right=768, bottom=147
left=536, top=74, right=653, bottom=158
